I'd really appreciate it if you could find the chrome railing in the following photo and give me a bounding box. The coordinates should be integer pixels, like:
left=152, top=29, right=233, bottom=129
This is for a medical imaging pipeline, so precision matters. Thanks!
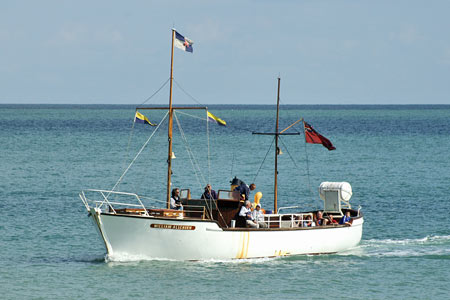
left=80, top=189, right=209, bottom=219
left=80, top=189, right=151, bottom=216
left=263, top=212, right=314, bottom=228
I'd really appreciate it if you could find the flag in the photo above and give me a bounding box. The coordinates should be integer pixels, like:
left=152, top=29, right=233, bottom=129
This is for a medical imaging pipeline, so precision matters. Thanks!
left=304, top=121, right=336, bottom=150
left=135, top=111, right=156, bottom=126
left=174, top=31, right=193, bottom=53
left=207, top=111, right=226, bottom=126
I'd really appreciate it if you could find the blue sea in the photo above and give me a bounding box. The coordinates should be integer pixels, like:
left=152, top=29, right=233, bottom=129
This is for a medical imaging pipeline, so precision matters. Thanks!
left=1, top=104, right=449, bottom=299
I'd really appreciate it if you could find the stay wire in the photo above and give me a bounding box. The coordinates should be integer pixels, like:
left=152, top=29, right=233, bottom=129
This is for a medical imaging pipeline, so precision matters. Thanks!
left=252, top=136, right=276, bottom=184
left=293, top=122, right=320, bottom=205
left=118, top=117, right=137, bottom=192
left=173, top=79, right=203, bottom=105
left=173, top=112, right=206, bottom=189
left=174, top=110, right=205, bottom=121
left=279, top=96, right=318, bottom=205
left=230, top=151, right=235, bottom=179
left=278, top=136, right=299, bottom=170
left=173, top=79, right=254, bottom=134
left=206, top=110, right=211, bottom=184
left=139, top=78, right=170, bottom=106
left=174, top=112, right=227, bottom=224
left=108, top=111, right=170, bottom=197
left=278, top=96, right=302, bottom=134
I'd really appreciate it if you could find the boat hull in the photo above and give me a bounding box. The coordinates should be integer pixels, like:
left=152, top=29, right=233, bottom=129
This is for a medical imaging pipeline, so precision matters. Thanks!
left=90, top=208, right=363, bottom=260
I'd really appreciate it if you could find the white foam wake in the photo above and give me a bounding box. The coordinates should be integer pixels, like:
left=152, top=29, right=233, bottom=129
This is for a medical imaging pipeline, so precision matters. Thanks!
left=338, top=234, right=450, bottom=258
left=102, top=235, right=450, bottom=263
left=105, top=253, right=280, bottom=264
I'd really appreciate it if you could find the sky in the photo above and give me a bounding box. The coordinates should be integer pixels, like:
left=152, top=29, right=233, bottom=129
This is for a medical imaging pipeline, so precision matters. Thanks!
left=1, top=0, right=450, bottom=105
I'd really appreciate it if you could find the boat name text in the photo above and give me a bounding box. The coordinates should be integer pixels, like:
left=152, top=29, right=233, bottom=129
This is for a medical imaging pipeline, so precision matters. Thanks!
left=150, top=224, right=196, bottom=230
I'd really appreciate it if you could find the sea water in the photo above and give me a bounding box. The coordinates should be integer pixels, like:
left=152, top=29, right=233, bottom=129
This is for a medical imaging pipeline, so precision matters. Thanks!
left=1, top=104, right=449, bottom=299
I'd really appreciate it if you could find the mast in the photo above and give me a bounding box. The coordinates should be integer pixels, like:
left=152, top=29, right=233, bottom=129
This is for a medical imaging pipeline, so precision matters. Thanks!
left=166, top=29, right=175, bottom=209
left=274, top=77, right=280, bottom=213
left=252, top=78, right=300, bottom=213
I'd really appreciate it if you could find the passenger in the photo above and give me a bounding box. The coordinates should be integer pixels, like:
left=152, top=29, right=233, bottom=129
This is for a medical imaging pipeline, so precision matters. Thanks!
left=239, top=200, right=258, bottom=228
left=170, top=188, right=183, bottom=210
left=316, top=211, right=325, bottom=226
left=303, top=215, right=313, bottom=227
left=339, top=211, right=353, bottom=226
left=252, top=204, right=268, bottom=228
left=201, top=184, right=217, bottom=200
left=326, top=214, right=338, bottom=225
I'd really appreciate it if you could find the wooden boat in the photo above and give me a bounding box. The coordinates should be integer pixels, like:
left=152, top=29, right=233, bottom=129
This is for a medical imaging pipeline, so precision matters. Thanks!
left=80, top=29, right=363, bottom=260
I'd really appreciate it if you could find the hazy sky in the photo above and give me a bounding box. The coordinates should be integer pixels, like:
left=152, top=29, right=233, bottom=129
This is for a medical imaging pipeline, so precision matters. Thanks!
left=1, top=0, right=449, bottom=105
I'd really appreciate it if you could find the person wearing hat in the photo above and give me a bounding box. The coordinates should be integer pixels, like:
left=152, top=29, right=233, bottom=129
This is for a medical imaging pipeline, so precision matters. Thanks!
left=252, top=203, right=267, bottom=228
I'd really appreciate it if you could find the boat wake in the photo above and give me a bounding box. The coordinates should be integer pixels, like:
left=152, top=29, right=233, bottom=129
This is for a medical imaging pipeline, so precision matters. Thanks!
left=96, top=235, right=450, bottom=263
left=106, top=253, right=178, bottom=263
left=338, top=234, right=450, bottom=258
left=105, top=253, right=280, bottom=264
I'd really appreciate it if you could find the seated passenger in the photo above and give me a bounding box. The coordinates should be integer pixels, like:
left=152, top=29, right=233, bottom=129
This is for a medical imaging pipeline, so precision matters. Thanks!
left=201, top=184, right=217, bottom=200
left=251, top=204, right=268, bottom=228
left=339, top=211, right=353, bottom=226
left=315, top=211, right=325, bottom=226
left=302, top=215, right=313, bottom=227
left=170, top=188, right=183, bottom=210
left=239, top=200, right=258, bottom=228
left=326, top=214, right=338, bottom=225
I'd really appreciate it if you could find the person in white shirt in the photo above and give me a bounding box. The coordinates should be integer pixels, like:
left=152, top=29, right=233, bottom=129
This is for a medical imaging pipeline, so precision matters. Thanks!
left=170, top=188, right=183, bottom=210
left=252, top=204, right=267, bottom=228
left=239, top=200, right=258, bottom=228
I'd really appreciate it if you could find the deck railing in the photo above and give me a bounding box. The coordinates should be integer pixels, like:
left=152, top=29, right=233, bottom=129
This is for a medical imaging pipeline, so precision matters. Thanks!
left=80, top=189, right=208, bottom=219
left=262, top=212, right=315, bottom=228
left=80, top=189, right=150, bottom=216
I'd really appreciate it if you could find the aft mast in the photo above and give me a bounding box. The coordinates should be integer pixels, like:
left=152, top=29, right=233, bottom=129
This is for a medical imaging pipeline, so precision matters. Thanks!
left=274, top=77, right=281, bottom=213
left=252, top=77, right=300, bottom=213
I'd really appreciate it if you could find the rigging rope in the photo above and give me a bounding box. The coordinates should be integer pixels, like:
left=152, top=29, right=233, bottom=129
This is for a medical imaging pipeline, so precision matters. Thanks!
left=173, top=111, right=228, bottom=226
left=252, top=136, right=276, bottom=184
left=174, top=110, right=206, bottom=121
left=139, top=78, right=170, bottom=106
left=272, top=96, right=320, bottom=206
left=174, top=79, right=254, bottom=134
left=173, top=79, right=204, bottom=106
left=277, top=96, right=320, bottom=207
left=117, top=116, right=137, bottom=192
left=206, top=110, right=211, bottom=184
left=114, top=78, right=169, bottom=193
left=108, top=112, right=169, bottom=196
left=230, top=151, right=235, bottom=179
left=294, top=122, right=320, bottom=205
left=173, top=112, right=206, bottom=189
left=278, top=136, right=300, bottom=170
left=174, top=112, right=214, bottom=220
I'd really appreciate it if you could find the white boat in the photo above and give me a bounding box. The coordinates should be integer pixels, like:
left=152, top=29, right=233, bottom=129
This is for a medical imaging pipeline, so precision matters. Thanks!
left=80, top=29, right=364, bottom=261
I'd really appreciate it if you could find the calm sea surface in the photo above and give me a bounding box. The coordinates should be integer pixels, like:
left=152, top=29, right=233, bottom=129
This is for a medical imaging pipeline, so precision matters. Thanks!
left=1, top=104, right=449, bottom=299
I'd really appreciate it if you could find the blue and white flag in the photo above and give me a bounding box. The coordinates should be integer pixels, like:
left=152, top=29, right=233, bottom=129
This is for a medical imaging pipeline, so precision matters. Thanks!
left=174, top=31, right=193, bottom=53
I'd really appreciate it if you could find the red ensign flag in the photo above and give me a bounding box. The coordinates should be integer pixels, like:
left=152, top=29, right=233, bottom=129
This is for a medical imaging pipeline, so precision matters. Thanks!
left=304, top=121, right=336, bottom=151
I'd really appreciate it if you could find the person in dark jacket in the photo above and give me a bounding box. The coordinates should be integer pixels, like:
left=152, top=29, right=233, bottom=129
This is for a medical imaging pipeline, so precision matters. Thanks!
left=201, top=184, right=217, bottom=200
left=234, top=183, right=256, bottom=200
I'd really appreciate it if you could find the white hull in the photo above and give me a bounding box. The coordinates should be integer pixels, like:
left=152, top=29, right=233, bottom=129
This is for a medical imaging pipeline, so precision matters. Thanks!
left=90, top=208, right=363, bottom=260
